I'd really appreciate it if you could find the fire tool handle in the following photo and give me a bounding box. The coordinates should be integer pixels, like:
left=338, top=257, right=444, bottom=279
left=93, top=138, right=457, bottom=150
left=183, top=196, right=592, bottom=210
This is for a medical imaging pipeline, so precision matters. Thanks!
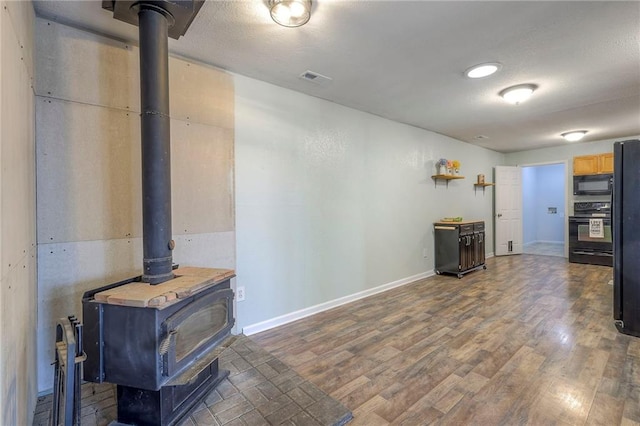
left=159, top=330, right=177, bottom=355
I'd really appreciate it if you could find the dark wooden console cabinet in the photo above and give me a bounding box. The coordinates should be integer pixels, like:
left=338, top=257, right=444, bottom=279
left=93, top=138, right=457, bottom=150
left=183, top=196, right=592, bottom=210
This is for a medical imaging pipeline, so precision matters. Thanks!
left=434, top=220, right=486, bottom=278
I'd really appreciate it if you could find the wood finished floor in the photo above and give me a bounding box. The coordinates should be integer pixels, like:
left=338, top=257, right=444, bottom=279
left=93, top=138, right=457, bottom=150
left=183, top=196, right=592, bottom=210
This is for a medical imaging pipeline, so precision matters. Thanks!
left=251, top=255, right=640, bottom=425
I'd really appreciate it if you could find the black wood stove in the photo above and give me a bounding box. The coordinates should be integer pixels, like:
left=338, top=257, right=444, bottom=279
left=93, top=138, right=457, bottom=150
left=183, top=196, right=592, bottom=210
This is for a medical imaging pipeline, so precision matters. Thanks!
left=82, top=267, right=235, bottom=425
left=81, top=2, right=235, bottom=425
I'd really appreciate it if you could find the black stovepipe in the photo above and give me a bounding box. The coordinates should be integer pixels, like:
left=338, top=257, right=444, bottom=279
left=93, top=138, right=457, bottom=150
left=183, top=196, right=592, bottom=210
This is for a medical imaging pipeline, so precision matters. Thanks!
left=139, top=4, right=174, bottom=284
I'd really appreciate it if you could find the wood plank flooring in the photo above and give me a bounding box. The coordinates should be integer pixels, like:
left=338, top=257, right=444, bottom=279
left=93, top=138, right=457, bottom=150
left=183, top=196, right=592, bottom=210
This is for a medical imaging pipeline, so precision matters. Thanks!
left=251, top=255, right=640, bottom=425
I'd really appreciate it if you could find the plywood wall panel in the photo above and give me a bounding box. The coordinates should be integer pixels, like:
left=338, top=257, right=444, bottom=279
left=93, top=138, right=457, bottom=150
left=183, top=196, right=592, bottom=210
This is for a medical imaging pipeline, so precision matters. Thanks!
left=36, top=238, right=144, bottom=392
left=1, top=7, right=35, bottom=281
left=37, top=99, right=236, bottom=243
left=1, top=250, right=37, bottom=426
left=4, top=0, right=34, bottom=81
left=169, top=58, right=234, bottom=128
left=36, top=20, right=235, bottom=129
left=172, top=120, right=234, bottom=234
left=35, top=19, right=140, bottom=111
left=1, top=2, right=37, bottom=422
left=36, top=97, right=143, bottom=243
left=172, top=231, right=235, bottom=269
left=2, top=260, right=19, bottom=426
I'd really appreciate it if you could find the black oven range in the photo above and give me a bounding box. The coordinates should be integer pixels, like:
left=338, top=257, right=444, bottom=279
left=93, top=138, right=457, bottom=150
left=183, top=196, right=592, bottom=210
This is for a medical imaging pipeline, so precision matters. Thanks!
left=568, top=201, right=612, bottom=266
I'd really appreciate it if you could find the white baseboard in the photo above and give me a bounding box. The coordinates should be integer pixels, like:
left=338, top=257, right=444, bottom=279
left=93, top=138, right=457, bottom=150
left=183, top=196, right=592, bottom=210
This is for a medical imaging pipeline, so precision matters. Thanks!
left=38, top=388, right=53, bottom=397
left=486, top=252, right=495, bottom=258
left=524, top=240, right=563, bottom=246
left=242, top=270, right=435, bottom=336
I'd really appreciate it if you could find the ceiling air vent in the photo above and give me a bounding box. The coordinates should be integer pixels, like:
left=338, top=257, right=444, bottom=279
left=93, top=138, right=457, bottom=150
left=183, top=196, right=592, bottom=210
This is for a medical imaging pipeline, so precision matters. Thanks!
left=299, top=70, right=333, bottom=85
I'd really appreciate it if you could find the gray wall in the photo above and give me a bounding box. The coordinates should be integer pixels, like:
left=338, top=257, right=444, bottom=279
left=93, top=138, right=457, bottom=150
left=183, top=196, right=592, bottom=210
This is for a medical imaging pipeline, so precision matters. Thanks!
left=35, top=20, right=236, bottom=393
left=1, top=1, right=37, bottom=425
left=235, top=75, right=504, bottom=332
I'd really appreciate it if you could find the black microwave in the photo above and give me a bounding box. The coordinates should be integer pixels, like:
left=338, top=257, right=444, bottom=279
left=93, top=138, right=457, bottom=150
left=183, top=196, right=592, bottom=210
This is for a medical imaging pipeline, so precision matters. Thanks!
left=573, top=174, right=613, bottom=196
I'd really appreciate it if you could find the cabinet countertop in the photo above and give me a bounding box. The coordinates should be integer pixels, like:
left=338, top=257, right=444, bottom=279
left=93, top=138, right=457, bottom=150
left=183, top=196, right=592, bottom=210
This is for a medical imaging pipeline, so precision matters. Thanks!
left=434, top=220, right=484, bottom=225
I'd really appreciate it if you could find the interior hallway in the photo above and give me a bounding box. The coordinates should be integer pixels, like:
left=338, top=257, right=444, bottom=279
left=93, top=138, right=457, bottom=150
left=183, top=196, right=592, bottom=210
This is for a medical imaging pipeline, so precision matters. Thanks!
left=523, top=242, right=565, bottom=258
left=252, top=255, right=638, bottom=425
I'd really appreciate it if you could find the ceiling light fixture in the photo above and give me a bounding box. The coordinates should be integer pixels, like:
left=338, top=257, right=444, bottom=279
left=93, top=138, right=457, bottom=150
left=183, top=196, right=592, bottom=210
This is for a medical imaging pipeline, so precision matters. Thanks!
left=499, top=84, right=538, bottom=105
left=269, top=0, right=311, bottom=27
left=465, top=62, right=502, bottom=79
left=561, top=130, right=588, bottom=142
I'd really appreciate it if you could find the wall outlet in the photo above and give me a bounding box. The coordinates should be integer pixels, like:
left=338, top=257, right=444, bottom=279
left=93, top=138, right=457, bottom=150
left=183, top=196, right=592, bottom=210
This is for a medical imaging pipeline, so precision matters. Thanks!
left=236, top=286, right=245, bottom=302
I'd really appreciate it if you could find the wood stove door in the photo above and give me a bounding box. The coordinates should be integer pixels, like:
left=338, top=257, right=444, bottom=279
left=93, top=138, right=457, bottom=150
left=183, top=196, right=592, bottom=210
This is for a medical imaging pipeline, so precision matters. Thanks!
left=161, top=287, right=234, bottom=378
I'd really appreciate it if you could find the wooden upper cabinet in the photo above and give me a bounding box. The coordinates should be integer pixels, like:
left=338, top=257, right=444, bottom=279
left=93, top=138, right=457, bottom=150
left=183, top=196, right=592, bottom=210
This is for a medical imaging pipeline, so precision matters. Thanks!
left=599, top=152, right=614, bottom=174
left=573, top=155, right=599, bottom=175
left=573, top=153, right=614, bottom=175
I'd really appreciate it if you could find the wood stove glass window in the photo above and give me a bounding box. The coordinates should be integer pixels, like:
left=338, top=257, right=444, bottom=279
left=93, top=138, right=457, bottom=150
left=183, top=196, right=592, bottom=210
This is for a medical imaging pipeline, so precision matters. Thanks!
left=165, top=288, right=232, bottom=365
left=175, top=299, right=228, bottom=362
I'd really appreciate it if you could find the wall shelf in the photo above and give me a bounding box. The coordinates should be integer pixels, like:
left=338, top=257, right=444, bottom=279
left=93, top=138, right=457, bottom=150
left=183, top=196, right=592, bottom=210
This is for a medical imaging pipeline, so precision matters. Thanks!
left=474, top=182, right=495, bottom=195
left=432, top=175, right=464, bottom=188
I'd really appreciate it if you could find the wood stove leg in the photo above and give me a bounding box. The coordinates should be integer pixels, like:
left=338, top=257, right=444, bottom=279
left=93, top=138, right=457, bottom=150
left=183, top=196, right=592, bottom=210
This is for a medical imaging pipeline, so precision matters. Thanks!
left=117, top=359, right=229, bottom=426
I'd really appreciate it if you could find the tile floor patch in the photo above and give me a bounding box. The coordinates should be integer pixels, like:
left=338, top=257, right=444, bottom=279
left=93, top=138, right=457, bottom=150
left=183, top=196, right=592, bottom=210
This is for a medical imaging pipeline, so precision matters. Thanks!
left=33, top=335, right=352, bottom=426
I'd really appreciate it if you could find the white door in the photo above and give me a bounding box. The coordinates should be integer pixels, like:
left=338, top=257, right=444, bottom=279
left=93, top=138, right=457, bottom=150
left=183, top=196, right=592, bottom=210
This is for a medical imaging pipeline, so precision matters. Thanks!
left=495, top=166, right=523, bottom=256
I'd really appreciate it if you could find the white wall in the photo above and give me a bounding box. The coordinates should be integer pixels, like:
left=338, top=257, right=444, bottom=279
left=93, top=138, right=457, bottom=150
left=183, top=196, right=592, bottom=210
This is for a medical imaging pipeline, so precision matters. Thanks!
left=35, top=20, right=236, bottom=393
left=522, top=167, right=536, bottom=244
left=235, top=75, right=503, bottom=331
left=1, top=1, right=37, bottom=424
left=522, top=164, right=565, bottom=244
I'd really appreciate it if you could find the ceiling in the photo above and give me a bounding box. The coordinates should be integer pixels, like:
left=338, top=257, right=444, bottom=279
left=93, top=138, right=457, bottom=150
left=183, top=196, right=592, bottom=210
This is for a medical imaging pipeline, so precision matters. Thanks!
left=33, top=0, right=640, bottom=153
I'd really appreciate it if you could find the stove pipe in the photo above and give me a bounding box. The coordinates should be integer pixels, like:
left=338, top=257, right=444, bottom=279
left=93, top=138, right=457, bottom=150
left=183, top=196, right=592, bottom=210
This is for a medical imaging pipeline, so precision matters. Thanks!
left=138, top=5, right=174, bottom=284
left=102, top=0, right=204, bottom=284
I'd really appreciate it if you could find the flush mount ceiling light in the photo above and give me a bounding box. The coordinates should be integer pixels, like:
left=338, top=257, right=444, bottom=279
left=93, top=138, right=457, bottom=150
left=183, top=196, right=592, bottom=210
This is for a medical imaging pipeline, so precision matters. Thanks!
left=269, top=0, right=311, bottom=27
left=562, top=130, right=588, bottom=142
left=499, top=84, right=538, bottom=105
left=465, top=62, right=502, bottom=79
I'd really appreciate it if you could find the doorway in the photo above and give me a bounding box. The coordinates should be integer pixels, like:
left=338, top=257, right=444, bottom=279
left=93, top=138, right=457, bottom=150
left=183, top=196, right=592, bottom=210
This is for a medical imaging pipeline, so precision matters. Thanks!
left=521, top=163, right=567, bottom=257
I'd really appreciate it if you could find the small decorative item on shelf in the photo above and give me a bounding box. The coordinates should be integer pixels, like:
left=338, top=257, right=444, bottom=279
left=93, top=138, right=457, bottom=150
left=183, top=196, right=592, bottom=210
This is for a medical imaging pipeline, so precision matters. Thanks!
left=477, top=174, right=485, bottom=184
left=437, top=158, right=447, bottom=175
left=452, top=160, right=460, bottom=175
left=442, top=217, right=463, bottom=222
left=446, top=160, right=453, bottom=175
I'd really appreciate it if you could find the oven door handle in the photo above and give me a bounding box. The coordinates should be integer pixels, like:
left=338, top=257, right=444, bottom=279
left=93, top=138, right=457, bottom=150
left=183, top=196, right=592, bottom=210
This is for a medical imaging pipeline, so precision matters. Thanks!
left=572, top=251, right=613, bottom=257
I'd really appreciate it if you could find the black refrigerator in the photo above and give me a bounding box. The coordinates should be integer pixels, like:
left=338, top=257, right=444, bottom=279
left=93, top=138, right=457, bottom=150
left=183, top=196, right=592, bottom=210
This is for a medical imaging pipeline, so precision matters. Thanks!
left=613, top=139, right=640, bottom=337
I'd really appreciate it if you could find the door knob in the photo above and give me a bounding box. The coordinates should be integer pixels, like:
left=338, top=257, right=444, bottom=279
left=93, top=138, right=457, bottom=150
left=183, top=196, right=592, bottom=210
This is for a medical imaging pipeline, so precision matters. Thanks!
left=497, top=213, right=503, bottom=218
